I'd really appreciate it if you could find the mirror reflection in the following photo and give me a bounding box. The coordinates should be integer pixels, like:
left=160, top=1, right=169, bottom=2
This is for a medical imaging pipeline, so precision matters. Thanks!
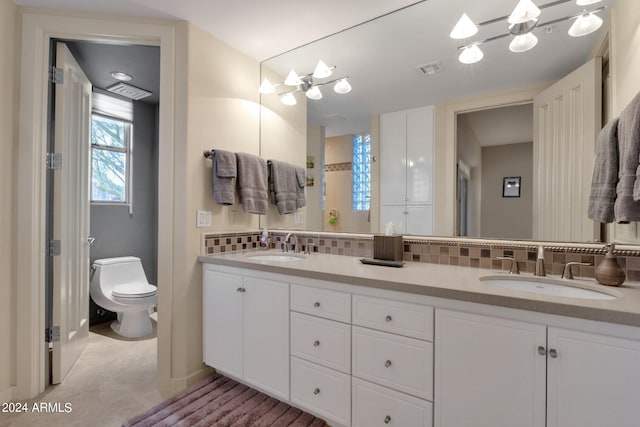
left=259, top=0, right=617, bottom=242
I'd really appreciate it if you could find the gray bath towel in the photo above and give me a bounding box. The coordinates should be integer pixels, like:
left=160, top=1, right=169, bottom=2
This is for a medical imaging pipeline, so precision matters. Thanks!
left=614, top=92, right=640, bottom=223
left=295, top=167, right=306, bottom=208
left=235, top=152, right=269, bottom=215
left=269, top=160, right=299, bottom=214
left=588, top=118, right=619, bottom=223
left=212, top=149, right=236, bottom=205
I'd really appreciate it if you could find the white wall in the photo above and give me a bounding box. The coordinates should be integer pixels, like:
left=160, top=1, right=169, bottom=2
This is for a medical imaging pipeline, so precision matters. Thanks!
left=612, top=0, right=640, bottom=115
left=0, top=0, right=16, bottom=403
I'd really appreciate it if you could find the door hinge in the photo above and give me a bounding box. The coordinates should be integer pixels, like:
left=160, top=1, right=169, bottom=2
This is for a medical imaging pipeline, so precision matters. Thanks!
left=46, top=152, right=62, bottom=170
left=47, top=239, right=61, bottom=256
left=49, top=66, right=63, bottom=84
left=45, top=326, right=60, bottom=343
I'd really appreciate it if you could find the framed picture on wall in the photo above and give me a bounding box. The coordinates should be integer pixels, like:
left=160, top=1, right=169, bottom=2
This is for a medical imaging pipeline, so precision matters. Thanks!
left=503, top=176, right=521, bottom=198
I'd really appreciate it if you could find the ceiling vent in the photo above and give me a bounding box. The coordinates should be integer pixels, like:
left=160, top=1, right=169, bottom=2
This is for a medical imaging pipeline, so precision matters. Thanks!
left=106, top=82, right=152, bottom=101
left=323, top=113, right=347, bottom=123
left=416, top=61, right=443, bottom=76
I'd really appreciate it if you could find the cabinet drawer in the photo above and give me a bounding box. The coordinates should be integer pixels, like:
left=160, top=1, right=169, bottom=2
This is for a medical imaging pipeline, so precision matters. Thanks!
left=352, top=378, right=433, bottom=427
left=291, top=284, right=351, bottom=323
left=353, top=295, right=433, bottom=341
left=352, top=326, right=433, bottom=400
left=291, top=357, right=351, bottom=427
left=291, top=312, right=351, bottom=374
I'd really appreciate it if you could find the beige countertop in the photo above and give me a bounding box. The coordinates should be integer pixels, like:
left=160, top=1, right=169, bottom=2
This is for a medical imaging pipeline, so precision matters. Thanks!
left=198, top=250, right=640, bottom=327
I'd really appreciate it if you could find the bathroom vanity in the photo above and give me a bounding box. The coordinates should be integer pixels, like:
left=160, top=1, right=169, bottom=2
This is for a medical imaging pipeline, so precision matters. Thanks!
left=200, top=252, right=640, bottom=427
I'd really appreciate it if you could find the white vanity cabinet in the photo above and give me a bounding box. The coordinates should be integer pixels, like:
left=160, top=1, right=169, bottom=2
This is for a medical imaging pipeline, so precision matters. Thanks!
left=435, top=309, right=640, bottom=427
left=203, top=265, right=289, bottom=400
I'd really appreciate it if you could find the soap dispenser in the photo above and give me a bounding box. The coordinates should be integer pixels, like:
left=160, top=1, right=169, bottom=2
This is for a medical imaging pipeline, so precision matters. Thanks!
left=594, top=243, right=626, bottom=286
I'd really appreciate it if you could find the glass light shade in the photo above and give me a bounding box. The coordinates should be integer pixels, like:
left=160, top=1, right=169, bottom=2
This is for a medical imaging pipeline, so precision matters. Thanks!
left=284, top=69, right=300, bottom=86
left=281, top=92, right=297, bottom=106
left=568, top=13, right=603, bottom=37
left=258, top=77, right=275, bottom=94
left=449, top=13, right=478, bottom=39
left=312, top=60, right=332, bottom=79
left=509, top=32, right=538, bottom=53
left=576, top=0, right=600, bottom=5
left=305, top=86, right=323, bottom=100
left=508, top=0, right=541, bottom=24
left=458, top=45, right=484, bottom=64
left=333, top=78, right=352, bottom=94
left=110, top=71, right=132, bottom=81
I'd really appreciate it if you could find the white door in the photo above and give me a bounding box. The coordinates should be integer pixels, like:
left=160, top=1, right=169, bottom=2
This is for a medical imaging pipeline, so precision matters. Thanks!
left=243, top=277, right=290, bottom=400
left=533, top=57, right=602, bottom=242
left=547, top=327, right=640, bottom=427
left=51, top=43, right=92, bottom=384
left=202, top=269, right=244, bottom=379
left=434, top=309, right=546, bottom=427
left=380, top=111, right=407, bottom=206
left=407, top=205, right=433, bottom=235
left=406, top=106, right=434, bottom=205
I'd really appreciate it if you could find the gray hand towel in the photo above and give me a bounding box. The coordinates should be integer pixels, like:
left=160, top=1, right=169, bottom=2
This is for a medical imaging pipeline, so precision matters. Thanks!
left=212, top=149, right=236, bottom=205
left=269, top=159, right=299, bottom=214
left=235, top=152, right=269, bottom=215
left=588, top=118, right=619, bottom=223
left=295, top=167, right=306, bottom=208
left=614, top=92, right=640, bottom=223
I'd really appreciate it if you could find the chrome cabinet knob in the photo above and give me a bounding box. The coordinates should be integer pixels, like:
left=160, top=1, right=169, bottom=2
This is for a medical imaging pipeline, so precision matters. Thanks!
left=313, top=301, right=321, bottom=308
left=384, top=415, right=391, bottom=424
left=313, top=388, right=320, bottom=395
left=385, top=360, right=392, bottom=368
left=538, top=346, right=546, bottom=356
left=313, top=340, right=320, bottom=347
left=385, top=315, right=392, bottom=322
left=549, top=348, right=558, bottom=358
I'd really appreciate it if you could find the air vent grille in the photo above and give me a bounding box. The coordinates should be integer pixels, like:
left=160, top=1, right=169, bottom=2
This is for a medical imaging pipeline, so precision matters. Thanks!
left=106, top=82, right=152, bottom=100
left=416, top=61, right=443, bottom=76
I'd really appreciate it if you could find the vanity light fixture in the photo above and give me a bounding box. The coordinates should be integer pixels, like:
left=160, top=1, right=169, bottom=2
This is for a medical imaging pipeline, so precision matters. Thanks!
left=259, top=59, right=352, bottom=106
left=451, top=0, right=606, bottom=64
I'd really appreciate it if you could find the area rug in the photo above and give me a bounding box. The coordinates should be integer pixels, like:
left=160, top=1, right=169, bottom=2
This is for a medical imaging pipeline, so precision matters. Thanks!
left=123, top=373, right=329, bottom=427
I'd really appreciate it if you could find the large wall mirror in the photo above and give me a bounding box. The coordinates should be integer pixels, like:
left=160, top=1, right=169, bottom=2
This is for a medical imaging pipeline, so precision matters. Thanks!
left=259, top=0, right=625, bottom=243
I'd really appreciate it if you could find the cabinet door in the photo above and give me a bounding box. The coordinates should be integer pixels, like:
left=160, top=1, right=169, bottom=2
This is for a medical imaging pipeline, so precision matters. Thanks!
left=435, top=309, right=546, bottom=427
left=202, top=268, right=243, bottom=379
left=406, top=106, right=434, bottom=205
left=380, top=205, right=407, bottom=234
left=380, top=111, right=407, bottom=206
left=243, top=277, right=290, bottom=400
left=547, top=327, right=640, bottom=427
left=406, top=205, right=433, bottom=235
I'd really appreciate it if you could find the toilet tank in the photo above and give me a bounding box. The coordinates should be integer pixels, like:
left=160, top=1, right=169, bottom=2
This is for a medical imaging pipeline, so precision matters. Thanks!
left=93, top=257, right=149, bottom=291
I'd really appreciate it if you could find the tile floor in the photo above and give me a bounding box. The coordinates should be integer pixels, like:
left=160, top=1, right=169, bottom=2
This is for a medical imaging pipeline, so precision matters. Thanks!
left=1, top=315, right=170, bottom=427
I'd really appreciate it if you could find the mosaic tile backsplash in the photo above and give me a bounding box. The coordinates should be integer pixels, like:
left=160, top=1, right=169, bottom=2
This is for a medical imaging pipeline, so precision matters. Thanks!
left=202, top=231, right=640, bottom=281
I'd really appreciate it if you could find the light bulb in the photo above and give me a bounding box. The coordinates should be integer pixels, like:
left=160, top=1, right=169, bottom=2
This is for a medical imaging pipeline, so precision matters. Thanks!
left=281, top=92, right=297, bottom=106
left=576, top=0, right=600, bottom=5
left=449, top=13, right=478, bottom=39
left=312, top=60, right=332, bottom=79
left=306, top=86, right=323, bottom=100
left=568, top=12, right=603, bottom=37
left=333, top=78, right=352, bottom=94
left=258, top=77, right=275, bottom=94
left=284, top=69, right=300, bottom=86
left=508, top=0, right=541, bottom=24
left=509, top=32, right=538, bottom=53
left=458, top=45, right=484, bottom=64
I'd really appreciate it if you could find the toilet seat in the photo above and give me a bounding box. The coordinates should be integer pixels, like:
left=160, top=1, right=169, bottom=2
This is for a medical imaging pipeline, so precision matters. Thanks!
left=112, top=283, right=157, bottom=298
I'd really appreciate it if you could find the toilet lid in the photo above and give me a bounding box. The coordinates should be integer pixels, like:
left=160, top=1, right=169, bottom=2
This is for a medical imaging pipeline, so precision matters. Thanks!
left=112, top=283, right=157, bottom=298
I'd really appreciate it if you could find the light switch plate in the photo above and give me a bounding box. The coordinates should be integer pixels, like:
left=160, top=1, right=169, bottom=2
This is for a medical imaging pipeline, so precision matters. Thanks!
left=294, top=212, right=303, bottom=224
left=196, top=210, right=212, bottom=228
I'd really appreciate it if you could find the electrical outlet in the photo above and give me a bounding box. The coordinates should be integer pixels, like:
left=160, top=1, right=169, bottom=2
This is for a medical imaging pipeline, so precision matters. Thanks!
left=196, top=210, right=212, bottom=228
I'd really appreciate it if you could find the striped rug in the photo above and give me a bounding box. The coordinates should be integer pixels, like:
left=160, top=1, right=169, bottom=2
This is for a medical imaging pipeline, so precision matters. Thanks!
left=123, top=373, right=329, bottom=427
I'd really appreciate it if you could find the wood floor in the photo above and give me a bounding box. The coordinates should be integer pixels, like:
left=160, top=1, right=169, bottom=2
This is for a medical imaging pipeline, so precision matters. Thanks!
left=1, top=315, right=170, bottom=427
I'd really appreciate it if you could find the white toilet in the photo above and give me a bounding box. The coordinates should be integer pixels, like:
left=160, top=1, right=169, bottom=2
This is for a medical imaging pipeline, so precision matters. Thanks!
left=90, top=256, right=157, bottom=338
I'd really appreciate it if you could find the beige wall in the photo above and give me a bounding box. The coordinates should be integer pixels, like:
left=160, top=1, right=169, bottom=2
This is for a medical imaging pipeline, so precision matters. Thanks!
left=306, top=123, right=324, bottom=230
left=166, top=22, right=261, bottom=386
left=612, top=0, right=640, bottom=115
left=456, top=114, right=481, bottom=237
left=0, top=0, right=16, bottom=403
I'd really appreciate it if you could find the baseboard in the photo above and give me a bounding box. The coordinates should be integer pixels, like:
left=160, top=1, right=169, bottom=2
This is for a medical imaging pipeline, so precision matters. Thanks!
left=169, top=366, right=214, bottom=394
left=0, top=386, right=15, bottom=403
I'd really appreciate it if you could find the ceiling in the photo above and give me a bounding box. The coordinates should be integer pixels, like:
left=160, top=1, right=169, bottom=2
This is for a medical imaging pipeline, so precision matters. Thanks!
left=463, top=104, right=534, bottom=147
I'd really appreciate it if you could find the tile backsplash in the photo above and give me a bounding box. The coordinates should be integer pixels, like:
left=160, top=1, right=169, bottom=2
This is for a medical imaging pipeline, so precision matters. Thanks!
left=202, top=231, right=640, bottom=281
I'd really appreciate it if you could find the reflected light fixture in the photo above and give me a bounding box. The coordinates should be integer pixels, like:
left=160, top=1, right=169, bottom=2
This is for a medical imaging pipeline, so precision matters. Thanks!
left=110, top=71, right=132, bottom=81
left=259, top=59, right=352, bottom=106
left=451, top=0, right=607, bottom=64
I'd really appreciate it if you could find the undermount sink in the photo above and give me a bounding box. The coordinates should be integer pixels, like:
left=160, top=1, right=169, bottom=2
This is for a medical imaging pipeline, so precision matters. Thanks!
left=246, top=253, right=305, bottom=262
left=480, top=275, right=619, bottom=300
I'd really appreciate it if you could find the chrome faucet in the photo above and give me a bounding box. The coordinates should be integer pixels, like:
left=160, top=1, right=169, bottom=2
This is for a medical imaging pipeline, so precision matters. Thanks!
left=562, top=262, right=591, bottom=280
left=283, top=232, right=299, bottom=253
left=535, top=245, right=546, bottom=277
left=497, top=256, right=520, bottom=274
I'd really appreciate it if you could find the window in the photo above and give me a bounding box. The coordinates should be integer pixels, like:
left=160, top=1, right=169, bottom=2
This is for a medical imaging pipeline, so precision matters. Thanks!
left=352, top=133, right=371, bottom=211
left=91, top=113, right=131, bottom=203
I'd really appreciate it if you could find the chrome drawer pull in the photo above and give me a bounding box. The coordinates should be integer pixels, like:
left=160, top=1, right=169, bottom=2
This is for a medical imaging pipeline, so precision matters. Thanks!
left=313, top=388, right=320, bottom=395
left=538, top=346, right=546, bottom=356
left=236, top=287, right=246, bottom=293
left=385, top=360, right=392, bottom=368
left=313, top=301, right=321, bottom=308
left=313, top=340, right=320, bottom=347
left=385, top=315, right=392, bottom=322
left=549, top=348, right=558, bottom=358
left=384, top=415, right=391, bottom=424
